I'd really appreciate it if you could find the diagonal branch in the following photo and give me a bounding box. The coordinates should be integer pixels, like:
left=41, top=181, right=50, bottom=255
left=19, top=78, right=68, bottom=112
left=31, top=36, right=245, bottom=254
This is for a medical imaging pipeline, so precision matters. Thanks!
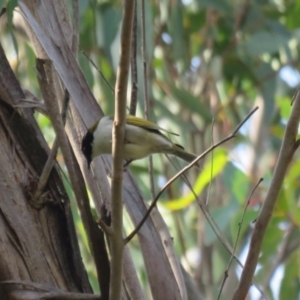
left=32, top=91, right=69, bottom=204
left=231, top=91, right=300, bottom=300
left=125, top=106, right=258, bottom=244
left=36, top=59, right=106, bottom=294
left=217, top=178, right=263, bottom=300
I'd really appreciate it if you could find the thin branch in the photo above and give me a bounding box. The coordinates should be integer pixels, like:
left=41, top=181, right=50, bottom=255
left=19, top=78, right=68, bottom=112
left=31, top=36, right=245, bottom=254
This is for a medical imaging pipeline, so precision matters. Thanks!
left=231, top=92, right=300, bottom=300
left=32, top=91, right=69, bottom=203
left=124, top=107, right=265, bottom=296
left=206, top=117, right=215, bottom=205
left=109, top=1, right=135, bottom=300
left=217, top=178, right=263, bottom=300
left=185, top=164, right=266, bottom=298
left=166, top=145, right=265, bottom=298
left=141, top=0, right=156, bottom=200
left=82, top=51, right=114, bottom=94
left=141, top=0, right=149, bottom=117
left=129, top=1, right=138, bottom=116
left=36, top=59, right=104, bottom=292
left=125, top=106, right=259, bottom=244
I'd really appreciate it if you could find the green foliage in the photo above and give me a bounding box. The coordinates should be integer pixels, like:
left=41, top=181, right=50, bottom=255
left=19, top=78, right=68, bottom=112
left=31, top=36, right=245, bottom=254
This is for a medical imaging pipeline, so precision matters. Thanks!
left=4, top=0, right=300, bottom=298
left=6, top=0, right=18, bottom=27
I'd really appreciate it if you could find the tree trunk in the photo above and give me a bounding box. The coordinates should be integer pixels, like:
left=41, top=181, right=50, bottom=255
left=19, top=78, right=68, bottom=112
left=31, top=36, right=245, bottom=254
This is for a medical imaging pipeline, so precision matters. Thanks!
left=0, top=44, right=92, bottom=299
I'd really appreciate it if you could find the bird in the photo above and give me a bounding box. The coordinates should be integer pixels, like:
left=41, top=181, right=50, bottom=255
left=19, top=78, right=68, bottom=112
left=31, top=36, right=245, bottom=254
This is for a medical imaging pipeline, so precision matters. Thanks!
left=81, top=115, right=200, bottom=169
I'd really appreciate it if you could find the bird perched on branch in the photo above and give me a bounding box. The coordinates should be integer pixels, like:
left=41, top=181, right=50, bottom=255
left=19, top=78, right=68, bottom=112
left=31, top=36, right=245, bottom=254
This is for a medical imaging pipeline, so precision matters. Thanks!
left=81, top=115, right=199, bottom=169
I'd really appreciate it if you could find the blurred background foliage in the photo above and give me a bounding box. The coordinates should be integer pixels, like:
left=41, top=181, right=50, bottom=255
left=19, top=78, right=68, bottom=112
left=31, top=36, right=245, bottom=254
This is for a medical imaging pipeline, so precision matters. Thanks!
left=2, top=0, right=300, bottom=299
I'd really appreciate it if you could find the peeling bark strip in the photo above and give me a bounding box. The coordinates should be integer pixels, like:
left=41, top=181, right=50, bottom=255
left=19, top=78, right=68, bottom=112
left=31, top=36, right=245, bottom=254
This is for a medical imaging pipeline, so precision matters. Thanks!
left=0, top=45, right=91, bottom=296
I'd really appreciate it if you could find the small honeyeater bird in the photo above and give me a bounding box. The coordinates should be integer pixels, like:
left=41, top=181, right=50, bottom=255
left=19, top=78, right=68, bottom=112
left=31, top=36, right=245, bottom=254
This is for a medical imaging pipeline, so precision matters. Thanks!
left=81, top=115, right=199, bottom=169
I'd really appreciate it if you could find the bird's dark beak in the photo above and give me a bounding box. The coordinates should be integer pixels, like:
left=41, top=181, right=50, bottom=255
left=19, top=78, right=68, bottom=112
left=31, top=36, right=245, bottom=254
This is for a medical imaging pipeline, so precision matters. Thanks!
left=81, top=131, right=93, bottom=169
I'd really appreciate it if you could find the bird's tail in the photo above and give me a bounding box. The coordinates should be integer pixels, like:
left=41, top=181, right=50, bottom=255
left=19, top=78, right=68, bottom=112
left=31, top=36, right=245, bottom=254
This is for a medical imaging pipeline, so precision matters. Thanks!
left=172, top=144, right=201, bottom=169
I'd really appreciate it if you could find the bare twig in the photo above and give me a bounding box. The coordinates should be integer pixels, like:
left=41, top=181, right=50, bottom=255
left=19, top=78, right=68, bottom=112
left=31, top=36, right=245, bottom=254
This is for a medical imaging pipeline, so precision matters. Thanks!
left=232, top=92, right=300, bottom=300
left=32, top=91, right=69, bottom=203
left=109, top=1, right=135, bottom=299
left=141, top=0, right=149, bottom=117
left=82, top=51, right=115, bottom=94
left=124, top=106, right=265, bottom=296
left=129, top=0, right=138, bottom=116
left=141, top=0, right=156, bottom=201
left=36, top=59, right=105, bottom=292
left=125, top=107, right=259, bottom=244
left=217, top=178, right=263, bottom=300
left=166, top=144, right=265, bottom=297
left=206, top=117, right=215, bottom=205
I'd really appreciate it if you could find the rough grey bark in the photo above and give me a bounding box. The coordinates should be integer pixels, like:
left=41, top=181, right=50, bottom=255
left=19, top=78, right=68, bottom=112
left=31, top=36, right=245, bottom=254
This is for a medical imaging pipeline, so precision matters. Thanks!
left=0, top=43, right=92, bottom=298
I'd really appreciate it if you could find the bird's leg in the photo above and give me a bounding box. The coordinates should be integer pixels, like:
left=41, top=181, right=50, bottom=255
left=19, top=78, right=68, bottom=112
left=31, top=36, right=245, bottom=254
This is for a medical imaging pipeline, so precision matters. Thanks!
left=123, top=159, right=133, bottom=171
